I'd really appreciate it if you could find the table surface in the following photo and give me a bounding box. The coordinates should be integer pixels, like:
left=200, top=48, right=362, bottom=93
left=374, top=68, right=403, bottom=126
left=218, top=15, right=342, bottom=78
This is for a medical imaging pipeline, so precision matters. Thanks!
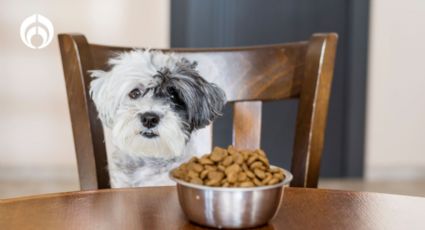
left=0, top=187, right=424, bottom=230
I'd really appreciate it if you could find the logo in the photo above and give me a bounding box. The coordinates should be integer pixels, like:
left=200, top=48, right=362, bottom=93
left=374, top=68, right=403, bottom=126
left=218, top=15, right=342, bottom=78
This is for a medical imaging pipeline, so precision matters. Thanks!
left=20, top=14, right=54, bottom=49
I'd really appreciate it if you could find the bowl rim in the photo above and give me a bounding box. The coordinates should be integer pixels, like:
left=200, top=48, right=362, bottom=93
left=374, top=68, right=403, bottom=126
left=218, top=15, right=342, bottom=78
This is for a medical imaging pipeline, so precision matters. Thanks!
left=169, top=165, right=293, bottom=192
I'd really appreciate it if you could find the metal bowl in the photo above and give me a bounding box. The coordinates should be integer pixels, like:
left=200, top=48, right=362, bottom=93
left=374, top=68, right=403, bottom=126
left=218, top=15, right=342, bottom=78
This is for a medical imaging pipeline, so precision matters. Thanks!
left=170, top=166, right=293, bottom=229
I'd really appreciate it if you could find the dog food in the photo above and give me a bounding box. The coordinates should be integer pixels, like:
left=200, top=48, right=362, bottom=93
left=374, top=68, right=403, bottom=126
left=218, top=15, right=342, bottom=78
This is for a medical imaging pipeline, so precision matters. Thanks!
left=171, top=146, right=285, bottom=187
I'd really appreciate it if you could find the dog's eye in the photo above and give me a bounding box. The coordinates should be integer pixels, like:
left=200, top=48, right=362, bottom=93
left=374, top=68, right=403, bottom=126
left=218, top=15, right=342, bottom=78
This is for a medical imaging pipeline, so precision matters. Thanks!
left=128, top=88, right=141, bottom=99
left=167, top=87, right=178, bottom=101
left=166, top=87, right=185, bottom=109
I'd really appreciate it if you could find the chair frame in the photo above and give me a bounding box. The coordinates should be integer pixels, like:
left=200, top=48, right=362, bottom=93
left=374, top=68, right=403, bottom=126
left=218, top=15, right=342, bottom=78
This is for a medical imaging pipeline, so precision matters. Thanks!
left=58, top=33, right=337, bottom=190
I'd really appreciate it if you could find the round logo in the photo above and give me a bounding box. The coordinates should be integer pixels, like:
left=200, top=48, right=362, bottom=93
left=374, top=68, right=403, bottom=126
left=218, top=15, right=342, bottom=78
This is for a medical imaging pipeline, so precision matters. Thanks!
left=20, top=14, right=54, bottom=49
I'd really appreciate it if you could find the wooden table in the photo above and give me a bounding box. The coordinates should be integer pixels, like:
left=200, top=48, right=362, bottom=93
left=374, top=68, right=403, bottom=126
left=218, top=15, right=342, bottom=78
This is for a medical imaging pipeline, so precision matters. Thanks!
left=1, top=187, right=424, bottom=230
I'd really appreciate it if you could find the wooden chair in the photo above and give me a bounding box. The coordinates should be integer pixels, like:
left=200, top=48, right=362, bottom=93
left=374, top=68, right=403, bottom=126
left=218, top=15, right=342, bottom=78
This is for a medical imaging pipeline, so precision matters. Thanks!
left=58, top=33, right=338, bottom=190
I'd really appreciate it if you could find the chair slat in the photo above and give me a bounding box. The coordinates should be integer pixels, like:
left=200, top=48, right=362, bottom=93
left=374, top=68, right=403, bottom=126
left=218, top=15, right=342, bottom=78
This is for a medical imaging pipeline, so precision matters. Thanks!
left=291, top=34, right=338, bottom=188
left=90, top=43, right=307, bottom=102
left=59, top=34, right=110, bottom=190
left=232, top=101, right=262, bottom=149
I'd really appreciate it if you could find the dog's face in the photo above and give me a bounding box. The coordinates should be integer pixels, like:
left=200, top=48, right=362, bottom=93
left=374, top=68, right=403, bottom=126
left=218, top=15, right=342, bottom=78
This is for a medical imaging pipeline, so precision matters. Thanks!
left=90, top=50, right=226, bottom=159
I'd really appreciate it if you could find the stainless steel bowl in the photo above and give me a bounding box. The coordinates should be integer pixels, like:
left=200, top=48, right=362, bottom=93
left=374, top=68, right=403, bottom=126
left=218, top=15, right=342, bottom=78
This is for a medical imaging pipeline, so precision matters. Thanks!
left=170, top=166, right=293, bottom=229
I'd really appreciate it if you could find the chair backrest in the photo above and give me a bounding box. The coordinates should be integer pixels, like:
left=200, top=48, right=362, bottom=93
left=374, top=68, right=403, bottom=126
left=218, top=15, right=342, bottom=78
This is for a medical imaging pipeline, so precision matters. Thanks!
left=58, top=33, right=337, bottom=190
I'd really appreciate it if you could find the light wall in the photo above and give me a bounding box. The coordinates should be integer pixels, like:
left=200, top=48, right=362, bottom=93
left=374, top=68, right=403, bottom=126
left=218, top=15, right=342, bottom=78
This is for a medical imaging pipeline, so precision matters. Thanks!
left=366, top=0, right=425, bottom=180
left=0, top=0, right=170, bottom=171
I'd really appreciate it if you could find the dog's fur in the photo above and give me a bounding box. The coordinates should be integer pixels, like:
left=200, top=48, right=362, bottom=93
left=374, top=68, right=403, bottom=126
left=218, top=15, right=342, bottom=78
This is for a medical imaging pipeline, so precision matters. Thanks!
left=89, top=50, right=226, bottom=187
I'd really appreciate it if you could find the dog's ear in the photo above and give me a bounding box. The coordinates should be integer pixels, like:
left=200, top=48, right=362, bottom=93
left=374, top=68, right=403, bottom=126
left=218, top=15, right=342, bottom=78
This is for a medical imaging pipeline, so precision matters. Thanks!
left=89, top=70, right=116, bottom=128
left=173, top=59, right=226, bottom=130
left=191, top=81, right=226, bottom=129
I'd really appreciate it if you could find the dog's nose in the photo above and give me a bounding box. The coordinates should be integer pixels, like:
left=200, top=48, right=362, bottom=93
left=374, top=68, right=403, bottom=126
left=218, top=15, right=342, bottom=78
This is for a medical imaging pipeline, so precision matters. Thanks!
left=140, top=112, right=160, bottom=128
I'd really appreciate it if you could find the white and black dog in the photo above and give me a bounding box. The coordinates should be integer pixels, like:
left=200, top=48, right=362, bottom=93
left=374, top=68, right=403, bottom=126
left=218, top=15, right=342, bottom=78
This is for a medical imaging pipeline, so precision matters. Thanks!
left=89, top=50, right=226, bottom=188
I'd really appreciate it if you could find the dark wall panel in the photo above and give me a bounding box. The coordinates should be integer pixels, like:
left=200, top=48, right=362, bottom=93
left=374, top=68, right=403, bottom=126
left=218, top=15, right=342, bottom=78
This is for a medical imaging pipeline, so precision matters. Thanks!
left=171, top=0, right=369, bottom=178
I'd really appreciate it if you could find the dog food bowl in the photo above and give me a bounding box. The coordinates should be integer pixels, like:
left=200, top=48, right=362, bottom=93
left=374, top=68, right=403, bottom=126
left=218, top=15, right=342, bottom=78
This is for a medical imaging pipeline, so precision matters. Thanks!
left=170, top=166, right=293, bottom=229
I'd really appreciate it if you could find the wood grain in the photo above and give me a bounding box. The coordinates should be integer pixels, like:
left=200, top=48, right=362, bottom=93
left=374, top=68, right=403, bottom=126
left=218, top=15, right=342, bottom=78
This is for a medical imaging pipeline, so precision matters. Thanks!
left=58, top=33, right=338, bottom=190
left=58, top=34, right=110, bottom=190
left=233, top=101, right=262, bottom=149
left=290, top=34, right=338, bottom=187
left=88, top=43, right=308, bottom=102
left=1, top=187, right=424, bottom=230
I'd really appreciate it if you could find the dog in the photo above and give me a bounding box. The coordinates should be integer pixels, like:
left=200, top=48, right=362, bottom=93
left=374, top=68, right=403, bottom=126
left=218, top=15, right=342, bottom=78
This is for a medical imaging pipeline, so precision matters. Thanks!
left=89, top=50, right=226, bottom=188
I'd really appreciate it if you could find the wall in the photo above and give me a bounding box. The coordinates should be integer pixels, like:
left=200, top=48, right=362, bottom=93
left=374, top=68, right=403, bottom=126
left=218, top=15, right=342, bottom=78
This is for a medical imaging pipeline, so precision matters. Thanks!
left=0, top=0, right=170, bottom=178
left=366, top=0, right=425, bottom=180
left=2, top=0, right=424, bottom=187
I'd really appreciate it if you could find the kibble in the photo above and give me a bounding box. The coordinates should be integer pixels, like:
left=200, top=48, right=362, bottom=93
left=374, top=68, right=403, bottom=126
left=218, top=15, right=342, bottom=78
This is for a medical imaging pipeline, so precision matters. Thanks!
left=171, top=146, right=286, bottom=187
